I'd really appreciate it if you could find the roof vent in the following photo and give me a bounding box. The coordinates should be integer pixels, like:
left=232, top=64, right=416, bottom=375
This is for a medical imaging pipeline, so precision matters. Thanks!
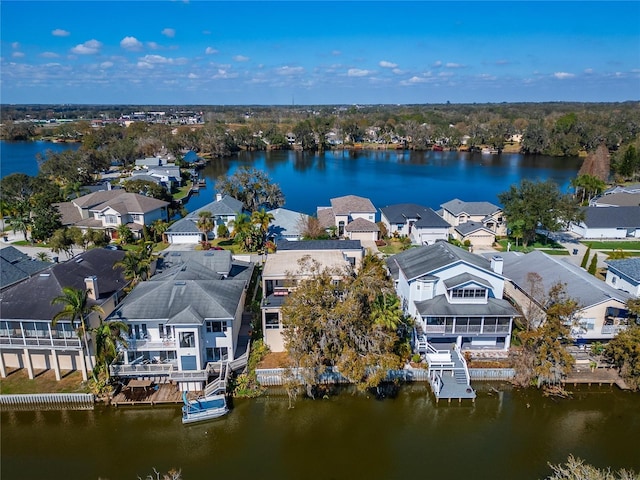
left=75, top=258, right=83, bottom=263
left=174, top=281, right=187, bottom=286
left=39, top=273, right=51, bottom=277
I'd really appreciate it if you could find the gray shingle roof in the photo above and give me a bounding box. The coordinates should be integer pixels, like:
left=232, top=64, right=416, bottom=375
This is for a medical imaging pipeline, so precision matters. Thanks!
left=345, top=217, right=379, bottom=232
left=187, top=195, right=243, bottom=218
left=166, top=218, right=201, bottom=234
left=500, top=250, right=630, bottom=308
left=0, top=246, right=52, bottom=289
left=415, top=295, right=518, bottom=317
left=330, top=195, right=376, bottom=215
left=276, top=239, right=362, bottom=251
left=592, top=192, right=640, bottom=207
left=0, top=249, right=128, bottom=321
left=443, top=272, right=492, bottom=289
left=157, top=250, right=234, bottom=276
left=605, top=258, right=640, bottom=283
left=580, top=206, right=640, bottom=228
left=441, top=199, right=501, bottom=216
left=455, top=221, right=493, bottom=236
left=267, top=208, right=309, bottom=239
left=381, top=203, right=450, bottom=228
left=317, top=207, right=335, bottom=228
left=386, top=242, right=491, bottom=282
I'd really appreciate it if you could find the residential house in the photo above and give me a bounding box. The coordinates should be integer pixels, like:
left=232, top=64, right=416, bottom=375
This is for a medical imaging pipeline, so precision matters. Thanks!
left=108, top=250, right=253, bottom=392
left=500, top=251, right=632, bottom=342
left=54, top=190, right=169, bottom=240
left=440, top=199, right=506, bottom=248
left=267, top=208, right=310, bottom=242
left=380, top=203, right=450, bottom=245
left=387, top=242, right=517, bottom=352
left=131, top=164, right=182, bottom=189
left=570, top=206, right=640, bottom=239
left=0, top=246, right=52, bottom=290
left=165, top=194, right=243, bottom=244
left=275, top=239, right=365, bottom=268
left=605, top=258, right=640, bottom=296
left=0, top=249, right=129, bottom=380
left=261, top=249, right=352, bottom=352
left=590, top=184, right=640, bottom=207
left=318, top=195, right=378, bottom=241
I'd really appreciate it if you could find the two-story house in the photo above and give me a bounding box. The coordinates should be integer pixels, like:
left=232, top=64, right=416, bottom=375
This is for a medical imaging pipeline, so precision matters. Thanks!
left=165, top=194, right=244, bottom=244
left=54, top=190, right=169, bottom=240
left=0, top=248, right=130, bottom=381
left=317, top=195, right=378, bottom=241
left=605, top=258, right=640, bottom=297
left=380, top=203, right=451, bottom=245
left=440, top=199, right=506, bottom=248
left=387, top=242, right=517, bottom=352
left=108, top=250, right=253, bottom=392
left=261, top=249, right=353, bottom=352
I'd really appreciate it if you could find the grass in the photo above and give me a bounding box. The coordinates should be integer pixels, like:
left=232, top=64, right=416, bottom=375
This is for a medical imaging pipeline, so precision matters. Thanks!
left=537, top=248, right=570, bottom=255
left=0, top=369, right=89, bottom=395
left=497, top=235, right=565, bottom=253
left=172, top=184, right=192, bottom=201
left=580, top=240, right=640, bottom=250
left=377, top=238, right=412, bottom=255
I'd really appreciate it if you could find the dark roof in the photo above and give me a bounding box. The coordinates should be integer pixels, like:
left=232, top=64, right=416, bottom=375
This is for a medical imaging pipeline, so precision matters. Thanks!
left=0, top=249, right=128, bottom=321
left=441, top=199, right=501, bottom=216
left=386, top=242, right=491, bottom=282
left=381, top=203, right=450, bottom=228
left=187, top=195, right=243, bottom=218
left=166, top=218, right=202, bottom=234
left=455, top=221, right=494, bottom=236
left=157, top=250, right=234, bottom=276
left=0, top=246, right=52, bottom=290
left=605, top=258, right=640, bottom=283
left=415, top=295, right=518, bottom=317
left=580, top=206, right=640, bottom=228
left=276, top=239, right=363, bottom=251
left=443, top=272, right=492, bottom=289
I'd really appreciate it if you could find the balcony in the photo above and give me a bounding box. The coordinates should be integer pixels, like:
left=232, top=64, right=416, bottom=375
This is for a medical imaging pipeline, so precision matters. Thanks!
left=601, top=324, right=628, bottom=335
left=126, top=336, right=177, bottom=350
left=109, top=360, right=176, bottom=377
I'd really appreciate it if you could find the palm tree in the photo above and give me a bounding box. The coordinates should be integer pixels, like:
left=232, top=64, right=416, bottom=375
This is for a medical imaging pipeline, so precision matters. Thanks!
left=115, top=224, right=133, bottom=245
left=8, top=214, right=31, bottom=241
left=230, top=212, right=256, bottom=251
left=113, top=249, right=150, bottom=286
left=51, top=286, right=104, bottom=374
left=371, top=293, right=404, bottom=332
left=196, top=211, right=214, bottom=241
left=90, top=318, right=129, bottom=376
left=251, top=209, right=275, bottom=245
left=35, top=251, right=50, bottom=262
left=152, top=219, right=169, bottom=243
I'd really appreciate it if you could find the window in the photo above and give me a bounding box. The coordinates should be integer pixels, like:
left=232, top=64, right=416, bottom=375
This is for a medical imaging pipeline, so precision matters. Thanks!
left=612, top=276, right=617, bottom=285
left=104, top=214, right=117, bottom=224
left=179, top=332, right=196, bottom=348
left=206, top=347, right=229, bottom=362
left=451, top=288, right=486, bottom=299
left=206, top=321, right=228, bottom=333
left=265, top=313, right=280, bottom=329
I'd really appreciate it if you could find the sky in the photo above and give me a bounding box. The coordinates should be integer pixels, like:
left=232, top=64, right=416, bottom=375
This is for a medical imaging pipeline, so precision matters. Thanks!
left=1, top=1, right=639, bottom=105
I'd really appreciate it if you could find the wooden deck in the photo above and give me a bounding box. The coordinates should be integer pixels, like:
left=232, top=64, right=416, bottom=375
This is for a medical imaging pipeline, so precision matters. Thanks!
left=111, top=380, right=193, bottom=406
left=562, top=367, right=629, bottom=390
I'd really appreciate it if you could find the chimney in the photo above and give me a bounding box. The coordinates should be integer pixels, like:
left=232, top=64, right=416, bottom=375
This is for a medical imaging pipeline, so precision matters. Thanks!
left=215, top=192, right=223, bottom=202
left=84, top=276, right=99, bottom=300
left=490, top=256, right=503, bottom=275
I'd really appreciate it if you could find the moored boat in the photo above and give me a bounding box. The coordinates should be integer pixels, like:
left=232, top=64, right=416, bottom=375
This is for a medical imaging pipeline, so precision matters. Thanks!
left=181, top=392, right=229, bottom=424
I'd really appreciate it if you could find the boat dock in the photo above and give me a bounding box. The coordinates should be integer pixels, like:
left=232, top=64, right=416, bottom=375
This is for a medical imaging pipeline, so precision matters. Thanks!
left=562, top=367, right=629, bottom=390
left=111, top=379, right=187, bottom=406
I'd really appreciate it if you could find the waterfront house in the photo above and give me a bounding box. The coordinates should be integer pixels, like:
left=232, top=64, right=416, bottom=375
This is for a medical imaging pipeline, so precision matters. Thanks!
left=499, top=251, right=632, bottom=342
left=317, top=195, right=378, bottom=241
left=439, top=199, right=506, bottom=248
left=0, top=246, right=52, bottom=290
left=275, top=239, right=365, bottom=268
left=380, top=203, right=450, bottom=245
left=0, top=249, right=129, bottom=381
left=590, top=184, right=640, bottom=207
left=54, top=190, right=169, bottom=240
left=131, top=164, right=182, bottom=189
left=165, top=194, right=243, bottom=245
left=569, top=206, right=640, bottom=239
left=605, top=257, right=640, bottom=297
left=387, top=242, right=517, bottom=352
left=108, top=250, right=253, bottom=392
left=267, top=208, right=310, bottom=242
left=261, top=249, right=353, bottom=352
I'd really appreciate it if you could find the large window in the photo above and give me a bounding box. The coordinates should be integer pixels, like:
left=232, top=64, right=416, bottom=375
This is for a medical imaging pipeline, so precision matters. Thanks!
left=265, top=312, right=280, bottom=329
left=451, top=288, right=486, bottom=299
left=206, top=320, right=228, bottom=333
left=179, top=332, right=196, bottom=348
left=206, top=347, right=229, bottom=362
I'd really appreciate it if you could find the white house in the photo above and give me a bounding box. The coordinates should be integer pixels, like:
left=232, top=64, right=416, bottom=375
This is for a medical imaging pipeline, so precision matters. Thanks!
left=387, top=243, right=517, bottom=352
left=440, top=199, right=506, bottom=248
left=318, top=195, right=378, bottom=240
left=380, top=203, right=450, bottom=245
left=570, top=206, right=640, bottom=239
left=267, top=208, right=310, bottom=242
left=605, top=258, right=640, bottom=297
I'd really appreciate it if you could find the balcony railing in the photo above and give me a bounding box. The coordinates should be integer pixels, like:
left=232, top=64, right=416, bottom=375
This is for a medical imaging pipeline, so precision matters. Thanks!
left=601, top=324, right=628, bottom=335
left=109, top=362, right=175, bottom=377
left=126, top=337, right=177, bottom=349
left=423, top=324, right=510, bottom=335
left=0, top=335, right=81, bottom=350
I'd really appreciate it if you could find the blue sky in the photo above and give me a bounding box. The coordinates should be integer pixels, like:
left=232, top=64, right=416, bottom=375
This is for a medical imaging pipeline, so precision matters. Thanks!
left=1, top=1, right=639, bottom=105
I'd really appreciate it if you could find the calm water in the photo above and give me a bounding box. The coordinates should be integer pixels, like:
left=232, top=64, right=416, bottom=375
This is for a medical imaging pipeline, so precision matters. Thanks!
left=1, top=384, right=638, bottom=480
left=0, top=140, right=80, bottom=178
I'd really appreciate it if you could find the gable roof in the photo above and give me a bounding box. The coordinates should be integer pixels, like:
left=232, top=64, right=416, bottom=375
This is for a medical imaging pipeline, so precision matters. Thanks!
left=0, top=246, right=52, bottom=290
left=381, top=203, right=450, bottom=228
left=605, top=258, right=640, bottom=283
left=330, top=195, right=376, bottom=215
left=0, top=249, right=128, bottom=321
left=267, top=208, right=309, bottom=239
left=441, top=198, right=501, bottom=217
left=317, top=207, right=335, bottom=228
left=592, top=192, right=640, bottom=207
left=345, top=217, right=379, bottom=232
left=443, top=272, right=492, bottom=289
left=455, top=221, right=494, bottom=236
left=165, top=217, right=202, bottom=234
left=580, top=206, right=640, bottom=228
left=186, top=195, right=243, bottom=218
left=89, top=192, right=169, bottom=214
left=500, top=250, right=630, bottom=309
left=157, top=250, right=234, bottom=277
left=387, top=242, right=491, bottom=282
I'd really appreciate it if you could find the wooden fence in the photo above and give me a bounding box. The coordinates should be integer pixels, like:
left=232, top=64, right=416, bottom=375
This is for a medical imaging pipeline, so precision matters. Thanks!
left=0, top=393, right=94, bottom=411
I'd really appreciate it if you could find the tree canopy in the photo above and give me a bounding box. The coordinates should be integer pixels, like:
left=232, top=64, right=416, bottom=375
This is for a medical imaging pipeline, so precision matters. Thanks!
left=215, top=167, right=285, bottom=212
left=498, top=179, right=583, bottom=247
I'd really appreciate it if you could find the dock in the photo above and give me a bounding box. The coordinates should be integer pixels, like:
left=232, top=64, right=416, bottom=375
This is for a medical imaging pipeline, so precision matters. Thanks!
left=562, top=367, right=629, bottom=390
left=111, top=379, right=189, bottom=406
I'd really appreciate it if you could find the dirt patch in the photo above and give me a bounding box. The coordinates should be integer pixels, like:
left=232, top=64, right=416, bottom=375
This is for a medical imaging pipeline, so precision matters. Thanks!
left=0, top=368, right=88, bottom=395
left=257, top=352, right=290, bottom=369
left=468, top=360, right=513, bottom=369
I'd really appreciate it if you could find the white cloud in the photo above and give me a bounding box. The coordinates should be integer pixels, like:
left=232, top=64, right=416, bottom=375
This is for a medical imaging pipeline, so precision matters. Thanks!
left=137, top=61, right=153, bottom=69
left=392, top=68, right=403, bottom=75
left=478, top=73, right=497, bottom=81
left=445, top=63, right=464, bottom=69
left=205, top=47, right=218, bottom=55
left=11, top=42, right=20, bottom=49
left=584, top=68, right=594, bottom=74
left=402, top=76, right=429, bottom=84
left=120, top=36, right=143, bottom=51
left=212, top=68, right=237, bottom=79
left=233, top=55, right=249, bottom=62
left=553, top=72, right=575, bottom=79
left=40, top=52, right=60, bottom=58
left=188, top=73, right=198, bottom=79
left=379, top=60, right=397, bottom=68
left=433, top=60, right=442, bottom=68
left=71, top=39, right=102, bottom=55
left=139, top=54, right=171, bottom=64
left=12, top=52, right=25, bottom=58
left=161, top=28, right=175, bottom=38
left=276, top=66, right=304, bottom=75
left=347, top=68, right=371, bottom=77
left=52, top=29, right=70, bottom=37
left=147, top=42, right=160, bottom=50
left=100, top=61, right=114, bottom=69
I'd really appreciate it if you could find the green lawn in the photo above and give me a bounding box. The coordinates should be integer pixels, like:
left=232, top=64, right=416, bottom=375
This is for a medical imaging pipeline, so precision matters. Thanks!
left=377, top=239, right=412, bottom=255
left=0, top=369, right=88, bottom=395
left=580, top=240, right=640, bottom=250
left=497, top=235, right=565, bottom=253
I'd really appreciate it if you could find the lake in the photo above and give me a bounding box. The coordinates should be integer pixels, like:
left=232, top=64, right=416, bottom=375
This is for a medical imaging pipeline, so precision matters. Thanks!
left=0, top=141, right=582, bottom=215
left=1, top=384, right=638, bottom=480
